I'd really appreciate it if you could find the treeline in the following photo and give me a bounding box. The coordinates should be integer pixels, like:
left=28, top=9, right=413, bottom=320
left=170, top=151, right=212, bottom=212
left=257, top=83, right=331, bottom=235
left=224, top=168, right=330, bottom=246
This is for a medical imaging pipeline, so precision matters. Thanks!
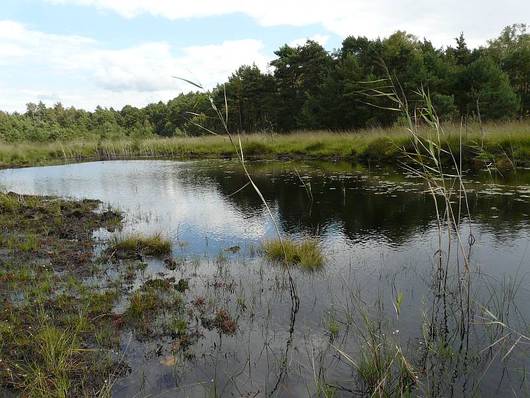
left=1, top=24, right=529, bottom=142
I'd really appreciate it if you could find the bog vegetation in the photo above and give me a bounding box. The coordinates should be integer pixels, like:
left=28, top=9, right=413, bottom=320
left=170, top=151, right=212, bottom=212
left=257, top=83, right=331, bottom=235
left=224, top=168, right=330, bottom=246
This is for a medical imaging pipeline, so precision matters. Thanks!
left=0, top=24, right=529, bottom=142
left=1, top=121, right=529, bottom=168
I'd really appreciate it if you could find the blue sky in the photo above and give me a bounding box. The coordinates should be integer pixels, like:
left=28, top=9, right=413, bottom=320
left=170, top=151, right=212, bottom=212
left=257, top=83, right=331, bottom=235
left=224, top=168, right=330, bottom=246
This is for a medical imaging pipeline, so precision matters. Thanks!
left=1, top=0, right=528, bottom=112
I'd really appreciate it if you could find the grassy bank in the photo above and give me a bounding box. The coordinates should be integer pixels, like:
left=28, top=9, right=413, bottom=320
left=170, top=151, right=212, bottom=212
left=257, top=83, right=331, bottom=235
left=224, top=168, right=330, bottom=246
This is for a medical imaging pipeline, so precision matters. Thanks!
left=1, top=121, right=530, bottom=169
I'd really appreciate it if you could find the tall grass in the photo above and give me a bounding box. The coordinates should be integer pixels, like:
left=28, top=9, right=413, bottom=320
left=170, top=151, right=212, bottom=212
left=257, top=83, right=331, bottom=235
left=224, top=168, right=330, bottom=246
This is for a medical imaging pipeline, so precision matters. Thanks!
left=1, top=121, right=529, bottom=168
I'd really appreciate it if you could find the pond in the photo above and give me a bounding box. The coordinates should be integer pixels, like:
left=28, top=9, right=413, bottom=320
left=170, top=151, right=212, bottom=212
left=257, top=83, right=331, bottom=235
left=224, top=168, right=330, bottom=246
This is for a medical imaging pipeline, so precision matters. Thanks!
left=1, top=159, right=529, bottom=397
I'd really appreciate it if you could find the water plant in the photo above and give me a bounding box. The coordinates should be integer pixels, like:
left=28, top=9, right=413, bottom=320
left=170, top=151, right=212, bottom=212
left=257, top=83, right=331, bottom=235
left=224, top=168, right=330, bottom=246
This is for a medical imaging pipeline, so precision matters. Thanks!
left=323, top=71, right=530, bottom=396
left=107, top=232, right=171, bottom=257
left=262, top=238, right=324, bottom=269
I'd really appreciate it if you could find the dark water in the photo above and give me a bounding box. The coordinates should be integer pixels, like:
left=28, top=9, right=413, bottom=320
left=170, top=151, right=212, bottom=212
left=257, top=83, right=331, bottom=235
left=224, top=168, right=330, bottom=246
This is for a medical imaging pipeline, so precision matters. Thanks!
left=1, top=160, right=529, bottom=397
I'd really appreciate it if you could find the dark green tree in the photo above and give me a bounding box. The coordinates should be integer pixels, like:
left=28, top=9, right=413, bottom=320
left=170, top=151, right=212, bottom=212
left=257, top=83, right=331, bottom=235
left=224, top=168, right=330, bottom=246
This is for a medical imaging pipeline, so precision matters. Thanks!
left=488, top=24, right=530, bottom=116
left=215, top=65, right=277, bottom=133
left=458, top=56, right=519, bottom=119
left=271, top=40, right=333, bottom=130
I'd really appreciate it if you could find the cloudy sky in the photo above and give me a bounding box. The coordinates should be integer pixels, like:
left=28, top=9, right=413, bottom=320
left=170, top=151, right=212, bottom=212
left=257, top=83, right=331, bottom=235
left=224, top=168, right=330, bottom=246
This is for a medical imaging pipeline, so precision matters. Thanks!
left=1, top=0, right=528, bottom=112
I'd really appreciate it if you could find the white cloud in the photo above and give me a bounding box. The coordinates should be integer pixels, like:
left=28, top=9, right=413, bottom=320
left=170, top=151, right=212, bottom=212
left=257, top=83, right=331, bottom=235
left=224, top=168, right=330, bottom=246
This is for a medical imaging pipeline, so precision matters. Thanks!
left=0, top=20, right=269, bottom=111
left=0, top=20, right=95, bottom=66
left=46, top=0, right=530, bottom=47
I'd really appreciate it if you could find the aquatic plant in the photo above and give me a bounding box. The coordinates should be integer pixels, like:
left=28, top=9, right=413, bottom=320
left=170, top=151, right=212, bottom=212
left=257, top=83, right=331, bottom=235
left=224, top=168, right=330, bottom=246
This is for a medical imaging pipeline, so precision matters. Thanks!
left=327, top=72, right=530, bottom=396
left=213, top=309, right=237, bottom=335
left=107, top=233, right=171, bottom=256
left=262, top=238, right=324, bottom=269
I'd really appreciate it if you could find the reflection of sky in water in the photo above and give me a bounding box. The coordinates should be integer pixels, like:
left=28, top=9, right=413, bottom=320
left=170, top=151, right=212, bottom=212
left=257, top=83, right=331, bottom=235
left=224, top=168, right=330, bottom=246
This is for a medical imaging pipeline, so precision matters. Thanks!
left=0, top=160, right=277, bottom=253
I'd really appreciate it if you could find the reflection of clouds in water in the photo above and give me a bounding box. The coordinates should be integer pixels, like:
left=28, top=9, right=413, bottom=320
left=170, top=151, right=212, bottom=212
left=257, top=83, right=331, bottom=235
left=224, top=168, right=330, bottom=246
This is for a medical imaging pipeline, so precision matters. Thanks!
left=125, top=178, right=272, bottom=240
left=0, top=160, right=273, bottom=242
left=2, top=159, right=530, bottom=397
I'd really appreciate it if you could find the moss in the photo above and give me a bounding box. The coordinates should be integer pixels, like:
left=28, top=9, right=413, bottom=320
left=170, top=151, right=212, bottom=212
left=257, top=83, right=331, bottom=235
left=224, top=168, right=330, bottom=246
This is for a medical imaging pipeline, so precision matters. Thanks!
left=0, top=192, right=126, bottom=396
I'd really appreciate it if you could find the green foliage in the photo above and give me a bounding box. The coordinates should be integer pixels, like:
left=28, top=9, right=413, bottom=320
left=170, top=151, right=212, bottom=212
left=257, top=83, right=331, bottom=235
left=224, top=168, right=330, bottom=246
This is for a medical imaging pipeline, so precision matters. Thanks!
left=1, top=121, right=530, bottom=168
left=213, top=65, right=277, bottom=133
left=271, top=40, right=333, bottom=130
left=458, top=56, right=519, bottom=119
left=487, top=24, right=530, bottom=117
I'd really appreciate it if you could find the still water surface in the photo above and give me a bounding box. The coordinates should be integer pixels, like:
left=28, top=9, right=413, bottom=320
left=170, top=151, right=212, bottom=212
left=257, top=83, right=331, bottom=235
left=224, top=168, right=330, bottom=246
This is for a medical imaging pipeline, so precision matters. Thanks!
left=1, top=160, right=529, bottom=396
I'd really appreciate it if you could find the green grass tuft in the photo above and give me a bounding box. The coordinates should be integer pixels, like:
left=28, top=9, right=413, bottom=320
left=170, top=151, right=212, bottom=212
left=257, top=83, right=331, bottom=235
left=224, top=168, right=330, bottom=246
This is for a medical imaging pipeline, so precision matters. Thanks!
left=262, top=238, right=324, bottom=269
left=108, top=233, right=171, bottom=256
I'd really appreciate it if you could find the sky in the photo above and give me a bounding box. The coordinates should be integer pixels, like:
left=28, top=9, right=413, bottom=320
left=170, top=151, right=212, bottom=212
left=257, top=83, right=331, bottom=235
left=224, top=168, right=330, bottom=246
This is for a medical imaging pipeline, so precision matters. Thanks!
left=1, top=0, right=528, bottom=112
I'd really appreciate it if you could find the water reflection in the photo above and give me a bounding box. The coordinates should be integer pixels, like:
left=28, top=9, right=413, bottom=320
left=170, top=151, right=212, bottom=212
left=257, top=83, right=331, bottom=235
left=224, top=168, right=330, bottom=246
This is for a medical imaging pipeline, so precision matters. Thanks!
left=1, top=160, right=529, bottom=252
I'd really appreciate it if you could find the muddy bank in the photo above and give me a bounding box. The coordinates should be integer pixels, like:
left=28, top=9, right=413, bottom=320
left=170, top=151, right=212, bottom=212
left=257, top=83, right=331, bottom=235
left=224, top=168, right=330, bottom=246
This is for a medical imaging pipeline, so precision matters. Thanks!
left=0, top=192, right=125, bottom=395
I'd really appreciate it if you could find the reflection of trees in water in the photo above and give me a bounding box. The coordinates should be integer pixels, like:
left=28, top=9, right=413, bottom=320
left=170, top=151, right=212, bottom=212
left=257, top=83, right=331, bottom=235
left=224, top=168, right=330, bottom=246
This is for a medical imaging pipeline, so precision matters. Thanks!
left=180, top=165, right=530, bottom=244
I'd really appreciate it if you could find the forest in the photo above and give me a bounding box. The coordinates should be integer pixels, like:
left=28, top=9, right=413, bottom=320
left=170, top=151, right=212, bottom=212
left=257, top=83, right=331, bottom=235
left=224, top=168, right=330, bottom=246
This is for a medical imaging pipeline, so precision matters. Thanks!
left=0, top=24, right=528, bottom=142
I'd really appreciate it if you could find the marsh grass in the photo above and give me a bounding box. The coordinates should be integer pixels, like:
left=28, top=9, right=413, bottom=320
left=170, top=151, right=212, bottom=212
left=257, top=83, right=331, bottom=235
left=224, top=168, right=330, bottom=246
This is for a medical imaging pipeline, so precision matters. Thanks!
left=0, top=193, right=129, bottom=396
left=355, top=323, right=416, bottom=396
left=0, top=121, right=529, bottom=168
left=0, top=265, right=122, bottom=397
left=15, top=233, right=39, bottom=252
left=0, top=191, right=22, bottom=211
left=108, top=233, right=171, bottom=256
left=23, top=324, right=79, bottom=397
left=262, top=238, right=324, bottom=269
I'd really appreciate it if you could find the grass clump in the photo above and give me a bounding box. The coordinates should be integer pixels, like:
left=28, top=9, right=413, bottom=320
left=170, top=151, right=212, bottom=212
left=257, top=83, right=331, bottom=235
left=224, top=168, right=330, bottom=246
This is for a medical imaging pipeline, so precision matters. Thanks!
left=124, top=278, right=185, bottom=337
left=262, top=238, right=324, bottom=269
left=108, top=233, right=171, bottom=257
left=0, top=266, right=123, bottom=396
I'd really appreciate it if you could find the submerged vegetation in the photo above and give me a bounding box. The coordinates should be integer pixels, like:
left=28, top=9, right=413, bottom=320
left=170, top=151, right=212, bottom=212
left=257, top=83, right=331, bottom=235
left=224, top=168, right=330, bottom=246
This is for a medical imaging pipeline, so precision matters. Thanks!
left=329, top=78, right=530, bottom=396
left=0, top=157, right=529, bottom=395
left=262, top=238, right=324, bottom=269
left=0, top=21, right=529, bottom=398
